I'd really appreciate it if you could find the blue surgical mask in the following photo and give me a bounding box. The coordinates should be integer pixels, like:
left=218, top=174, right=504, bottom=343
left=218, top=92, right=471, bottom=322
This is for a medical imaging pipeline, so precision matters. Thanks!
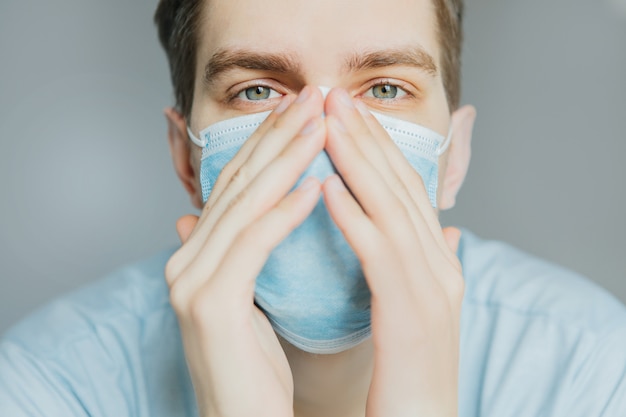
left=187, top=90, right=451, bottom=354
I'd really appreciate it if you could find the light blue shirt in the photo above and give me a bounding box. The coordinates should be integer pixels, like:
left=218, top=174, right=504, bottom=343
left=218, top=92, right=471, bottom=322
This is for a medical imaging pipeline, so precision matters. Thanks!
left=1, top=230, right=625, bottom=416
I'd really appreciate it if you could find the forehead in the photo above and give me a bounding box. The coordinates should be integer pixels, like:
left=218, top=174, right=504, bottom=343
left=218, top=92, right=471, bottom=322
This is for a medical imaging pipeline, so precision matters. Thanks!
left=199, top=0, right=440, bottom=73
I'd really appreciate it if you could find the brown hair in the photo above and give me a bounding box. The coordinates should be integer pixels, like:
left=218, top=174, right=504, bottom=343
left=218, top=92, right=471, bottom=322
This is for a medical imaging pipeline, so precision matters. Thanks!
left=433, top=0, right=464, bottom=111
left=154, top=0, right=464, bottom=118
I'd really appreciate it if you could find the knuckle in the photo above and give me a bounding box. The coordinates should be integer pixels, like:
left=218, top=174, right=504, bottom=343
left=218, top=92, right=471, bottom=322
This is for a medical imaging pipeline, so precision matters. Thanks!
left=201, top=200, right=212, bottom=215
left=188, top=290, right=216, bottom=326
left=448, top=276, right=466, bottom=302
left=237, top=224, right=272, bottom=257
left=272, top=151, right=290, bottom=166
left=220, top=158, right=239, bottom=183
left=229, top=165, right=251, bottom=188
left=164, top=254, right=183, bottom=286
left=390, top=176, right=407, bottom=195
left=271, top=115, right=289, bottom=131
left=226, top=188, right=251, bottom=213
left=357, top=126, right=374, bottom=142
left=168, top=282, right=188, bottom=315
left=222, top=157, right=238, bottom=175
left=429, top=292, right=451, bottom=318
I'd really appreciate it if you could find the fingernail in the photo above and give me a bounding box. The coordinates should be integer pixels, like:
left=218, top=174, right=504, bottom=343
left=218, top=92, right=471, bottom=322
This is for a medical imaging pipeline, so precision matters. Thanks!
left=299, top=177, right=318, bottom=192
left=300, top=118, right=319, bottom=136
left=326, top=174, right=346, bottom=191
left=336, top=89, right=354, bottom=108
left=295, top=86, right=311, bottom=104
left=274, top=96, right=291, bottom=114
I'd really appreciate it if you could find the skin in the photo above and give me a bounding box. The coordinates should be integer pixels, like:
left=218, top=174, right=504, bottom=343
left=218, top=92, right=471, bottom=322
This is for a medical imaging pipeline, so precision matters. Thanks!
left=163, top=0, right=477, bottom=415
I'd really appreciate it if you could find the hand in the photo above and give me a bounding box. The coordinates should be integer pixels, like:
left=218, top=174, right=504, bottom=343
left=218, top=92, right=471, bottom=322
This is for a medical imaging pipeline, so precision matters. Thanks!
left=165, top=86, right=326, bottom=417
left=322, top=89, right=464, bottom=417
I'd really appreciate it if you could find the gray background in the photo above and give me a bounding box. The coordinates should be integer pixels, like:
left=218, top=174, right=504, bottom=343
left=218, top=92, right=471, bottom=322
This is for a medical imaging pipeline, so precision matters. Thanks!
left=1, top=0, right=625, bottom=335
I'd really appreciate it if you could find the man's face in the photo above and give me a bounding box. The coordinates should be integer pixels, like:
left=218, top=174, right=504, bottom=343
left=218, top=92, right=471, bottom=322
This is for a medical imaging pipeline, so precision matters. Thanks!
left=188, top=0, right=451, bottom=136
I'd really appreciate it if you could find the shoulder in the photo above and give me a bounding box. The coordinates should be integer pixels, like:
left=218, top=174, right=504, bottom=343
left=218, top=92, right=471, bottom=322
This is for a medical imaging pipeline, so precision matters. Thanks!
left=0, top=247, right=193, bottom=416
left=2, top=247, right=178, bottom=354
left=457, top=230, right=626, bottom=416
left=458, top=229, right=626, bottom=333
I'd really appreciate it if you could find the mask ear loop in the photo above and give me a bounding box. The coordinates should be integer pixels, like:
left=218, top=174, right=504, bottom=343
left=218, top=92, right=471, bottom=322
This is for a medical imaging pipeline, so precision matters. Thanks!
left=187, top=126, right=207, bottom=148
left=436, top=126, right=453, bottom=156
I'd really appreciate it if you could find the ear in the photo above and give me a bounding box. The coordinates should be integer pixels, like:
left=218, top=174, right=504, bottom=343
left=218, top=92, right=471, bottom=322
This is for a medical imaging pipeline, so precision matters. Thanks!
left=438, top=105, right=477, bottom=210
left=164, top=107, right=203, bottom=209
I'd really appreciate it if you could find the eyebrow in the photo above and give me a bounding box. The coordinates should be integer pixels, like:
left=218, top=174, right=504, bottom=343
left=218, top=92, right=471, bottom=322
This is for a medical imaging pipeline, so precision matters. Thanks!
left=203, top=45, right=438, bottom=84
left=344, top=46, right=438, bottom=76
left=204, top=48, right=301, bottom=84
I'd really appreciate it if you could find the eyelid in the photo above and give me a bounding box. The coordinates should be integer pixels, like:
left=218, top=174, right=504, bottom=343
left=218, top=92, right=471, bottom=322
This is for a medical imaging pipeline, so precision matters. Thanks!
left=227, top=80, right=287, bottom=103
left=360, top=78, right=413, bottom=100
left=236, top=86, right=282, bottom=101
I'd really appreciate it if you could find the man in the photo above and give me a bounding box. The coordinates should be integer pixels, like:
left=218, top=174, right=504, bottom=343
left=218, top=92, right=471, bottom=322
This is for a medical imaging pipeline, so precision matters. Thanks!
left=0, top=0, right=625, bottom=416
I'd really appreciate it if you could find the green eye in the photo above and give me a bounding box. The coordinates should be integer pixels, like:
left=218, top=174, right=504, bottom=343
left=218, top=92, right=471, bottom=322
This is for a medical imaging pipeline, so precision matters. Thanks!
left=372, top=84, right=398, bottom=99
left=244, top=86, right=272, bottom=100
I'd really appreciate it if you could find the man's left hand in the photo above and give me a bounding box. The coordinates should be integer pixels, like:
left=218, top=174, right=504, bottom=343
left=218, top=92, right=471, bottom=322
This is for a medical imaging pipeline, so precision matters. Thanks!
left=322, top=88, right=464, bottom=417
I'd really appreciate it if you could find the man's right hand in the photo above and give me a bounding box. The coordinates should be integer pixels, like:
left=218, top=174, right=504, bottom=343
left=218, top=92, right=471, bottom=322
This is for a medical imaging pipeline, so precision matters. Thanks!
left=164, top=86, right=326, bottom=417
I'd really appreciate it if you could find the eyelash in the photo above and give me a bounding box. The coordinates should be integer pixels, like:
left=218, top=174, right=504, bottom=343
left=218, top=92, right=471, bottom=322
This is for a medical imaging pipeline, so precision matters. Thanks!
left=360, top=79, right=412, bottom=102
left=226, top=81, right=285, bottom=105
left=225, top=79, right=414, bottom=105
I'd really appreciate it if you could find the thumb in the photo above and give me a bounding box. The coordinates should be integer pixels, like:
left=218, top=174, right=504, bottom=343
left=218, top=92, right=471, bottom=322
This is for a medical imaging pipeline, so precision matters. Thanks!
left=176, top=215, right=200, bottom=244
left=442, top=226, right=462, bottom=256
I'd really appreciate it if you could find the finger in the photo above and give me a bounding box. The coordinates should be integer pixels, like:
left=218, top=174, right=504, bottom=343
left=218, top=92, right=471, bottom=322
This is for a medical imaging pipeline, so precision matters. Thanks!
left=440, top=226, right=464, bottom=299
left=206, top=87, right=319, bottom=214
left=354, top=100, right=440, bottom=225
left=167, top=215, right=201, bottom=287
left=322, top=175, right=381, bottom=260
left=325, top=89, right=445, bottom=252
left=170, top=117, right=326, bottom=298
left=324, top=114, right=427, bottom=263
left=322, top=174, right=417, bottom=300
left=197, top=177, right=322, bottom=310
left=189, top=86, right=324, bottom=249
left=176, top=215, right=200, bottom=244
left=324, top=89, right=383, bottom=157
left=442, top=227, right=462, bottom=258
left=204, top=94, right=296, bottom=210
left=325, top=90, right=412, bottom=204
left=354, top=100, right=457, bottom=263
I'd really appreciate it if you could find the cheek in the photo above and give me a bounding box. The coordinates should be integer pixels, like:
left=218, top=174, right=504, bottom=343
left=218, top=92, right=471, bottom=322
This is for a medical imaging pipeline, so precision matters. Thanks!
left=407, top=80, right=453, bottom=137
left=431, top=83, right=454, bottom=134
